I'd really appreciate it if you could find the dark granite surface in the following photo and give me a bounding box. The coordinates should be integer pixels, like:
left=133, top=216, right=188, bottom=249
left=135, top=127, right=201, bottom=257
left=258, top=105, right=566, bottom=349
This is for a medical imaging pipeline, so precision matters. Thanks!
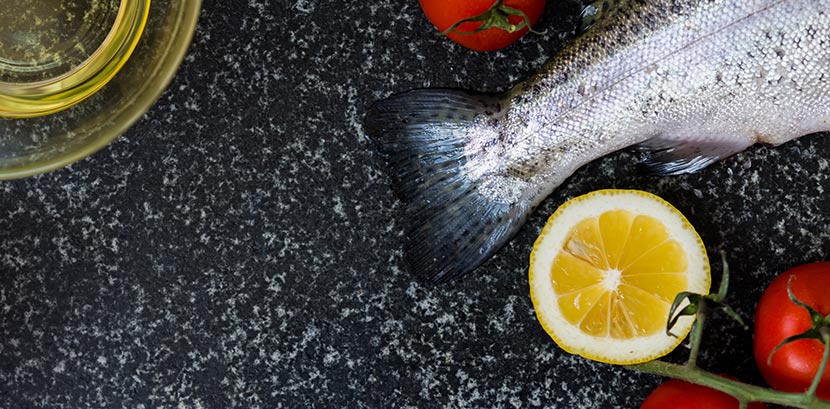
left=1, top=0, right=829, bottom=407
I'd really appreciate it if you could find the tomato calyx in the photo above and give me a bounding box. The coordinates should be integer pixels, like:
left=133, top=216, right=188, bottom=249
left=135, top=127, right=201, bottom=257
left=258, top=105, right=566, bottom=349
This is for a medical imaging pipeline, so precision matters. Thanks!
left=666, top=292, right=747, bottom=337
left=440, top=0, right=545, bottom=37
left=765, top=275, right=830, bottom=397
left=667, top=252, right=747, bottom=339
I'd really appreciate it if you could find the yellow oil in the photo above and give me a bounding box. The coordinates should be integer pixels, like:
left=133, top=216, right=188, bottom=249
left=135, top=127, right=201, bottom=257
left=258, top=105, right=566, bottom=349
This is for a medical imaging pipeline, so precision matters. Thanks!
left=0, top=0, right=150, bottom=118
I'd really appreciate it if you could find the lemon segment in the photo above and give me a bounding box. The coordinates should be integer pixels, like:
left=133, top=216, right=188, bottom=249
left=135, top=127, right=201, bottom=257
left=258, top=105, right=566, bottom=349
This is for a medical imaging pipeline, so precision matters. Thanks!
left=529, top=190, right=710, bottom=365
left=563, top=218, right=609, bottom=270
left=599, top=210, right=633, bottom=268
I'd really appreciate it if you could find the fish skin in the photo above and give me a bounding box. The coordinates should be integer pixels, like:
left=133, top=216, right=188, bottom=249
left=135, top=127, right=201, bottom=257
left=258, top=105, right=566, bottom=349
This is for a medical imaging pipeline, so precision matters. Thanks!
left=365, top=0, right=830, bottom=283
left=486, top=0, right=830, bottom=206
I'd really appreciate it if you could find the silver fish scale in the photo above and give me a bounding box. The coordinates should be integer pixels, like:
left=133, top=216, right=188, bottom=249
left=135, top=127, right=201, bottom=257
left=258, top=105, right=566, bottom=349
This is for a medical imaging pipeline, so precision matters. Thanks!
left=469, top=0, right=830, bottom=207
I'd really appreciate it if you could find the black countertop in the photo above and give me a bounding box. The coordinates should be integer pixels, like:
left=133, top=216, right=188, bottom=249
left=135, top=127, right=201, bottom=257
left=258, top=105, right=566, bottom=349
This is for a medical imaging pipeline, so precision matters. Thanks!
left=2, top=0, right=829, bottom=407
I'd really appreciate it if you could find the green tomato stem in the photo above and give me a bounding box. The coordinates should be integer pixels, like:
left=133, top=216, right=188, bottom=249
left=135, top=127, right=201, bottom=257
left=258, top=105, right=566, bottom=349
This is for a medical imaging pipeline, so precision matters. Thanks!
left=806, top=327, right=830, bottom=398
left=686, top=302, right=706, bottom=369
left=627, top=360, right=830, bottom=408
left=715, top=250, right=730, bottom=302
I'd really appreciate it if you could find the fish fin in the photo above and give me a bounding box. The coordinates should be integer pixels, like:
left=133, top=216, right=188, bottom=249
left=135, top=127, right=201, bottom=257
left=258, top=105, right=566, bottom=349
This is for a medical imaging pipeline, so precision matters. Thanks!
left=579, top=0, right=627, bottom=33
left=364, top=89, right=528, bottom=284
left=637, top=135, right=754, bottom=176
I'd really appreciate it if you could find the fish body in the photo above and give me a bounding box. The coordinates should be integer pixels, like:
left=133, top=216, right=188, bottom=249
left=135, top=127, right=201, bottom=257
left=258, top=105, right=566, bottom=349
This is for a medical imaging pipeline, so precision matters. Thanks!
left=365, top=0, right=830, bottom=283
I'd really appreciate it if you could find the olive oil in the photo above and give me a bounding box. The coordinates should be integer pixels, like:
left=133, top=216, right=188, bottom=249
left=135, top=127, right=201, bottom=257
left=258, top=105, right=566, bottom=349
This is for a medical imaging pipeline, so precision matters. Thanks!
left=0, top=0, right=150, bottom=118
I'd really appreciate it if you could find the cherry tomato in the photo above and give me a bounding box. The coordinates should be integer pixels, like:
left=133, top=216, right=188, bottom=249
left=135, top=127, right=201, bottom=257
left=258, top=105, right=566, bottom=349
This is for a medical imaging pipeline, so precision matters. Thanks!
left=753, top=262, right=830, bottom=398
left=641, top=379, right=766, bottom=409
left=418, top=0, right=546, bottom=51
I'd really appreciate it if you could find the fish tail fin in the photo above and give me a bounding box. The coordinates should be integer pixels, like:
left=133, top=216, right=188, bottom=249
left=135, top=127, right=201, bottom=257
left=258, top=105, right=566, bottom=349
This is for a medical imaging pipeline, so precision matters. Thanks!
left=364, top=89, right=530, bottom=284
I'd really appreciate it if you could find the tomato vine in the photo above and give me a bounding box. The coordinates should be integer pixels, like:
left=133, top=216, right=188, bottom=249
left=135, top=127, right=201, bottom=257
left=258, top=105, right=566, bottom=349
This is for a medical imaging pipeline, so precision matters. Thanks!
left=628, top=252, right=830, bottom=409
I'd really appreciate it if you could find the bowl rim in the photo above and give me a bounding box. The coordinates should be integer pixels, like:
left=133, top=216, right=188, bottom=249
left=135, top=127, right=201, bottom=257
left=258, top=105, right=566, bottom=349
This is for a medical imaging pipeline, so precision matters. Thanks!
left=0, top=0, right=150, bottom=118
left=0, top=0, right=203, bottom=180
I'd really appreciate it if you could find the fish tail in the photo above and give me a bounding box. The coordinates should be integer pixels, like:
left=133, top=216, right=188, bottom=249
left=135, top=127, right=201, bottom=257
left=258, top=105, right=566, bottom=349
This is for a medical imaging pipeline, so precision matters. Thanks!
left=364, top=89, right=529, bottom=284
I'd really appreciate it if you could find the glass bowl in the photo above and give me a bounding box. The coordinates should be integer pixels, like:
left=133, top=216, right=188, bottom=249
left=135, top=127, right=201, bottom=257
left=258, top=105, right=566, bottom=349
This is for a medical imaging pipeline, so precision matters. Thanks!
left=0, top=0, right=202, bottom=179
left=0, top=0, right=151, bottom=118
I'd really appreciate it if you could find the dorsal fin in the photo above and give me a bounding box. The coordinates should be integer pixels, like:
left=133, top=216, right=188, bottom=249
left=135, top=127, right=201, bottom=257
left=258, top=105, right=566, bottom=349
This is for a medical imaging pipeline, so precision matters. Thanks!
left=579, top=0, right=628, bottom=33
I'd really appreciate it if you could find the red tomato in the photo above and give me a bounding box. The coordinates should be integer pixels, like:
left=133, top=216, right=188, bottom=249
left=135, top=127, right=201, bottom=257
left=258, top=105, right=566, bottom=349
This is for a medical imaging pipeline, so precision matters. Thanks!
left=641, top=379, right=766, bottom=409
left=418, top=0, right=546, bottom=51
left=753, top=262, right=830, bottom=398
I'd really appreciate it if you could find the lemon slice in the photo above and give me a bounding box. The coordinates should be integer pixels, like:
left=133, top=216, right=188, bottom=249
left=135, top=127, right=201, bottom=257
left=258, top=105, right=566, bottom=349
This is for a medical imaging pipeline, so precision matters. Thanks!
left=529, top=190, right=710, bottom=364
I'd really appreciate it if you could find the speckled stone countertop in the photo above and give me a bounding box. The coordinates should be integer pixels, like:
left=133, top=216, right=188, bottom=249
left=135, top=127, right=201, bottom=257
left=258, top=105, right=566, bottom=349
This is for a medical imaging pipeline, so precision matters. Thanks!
left=2, top=0, right=829, bottom=407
